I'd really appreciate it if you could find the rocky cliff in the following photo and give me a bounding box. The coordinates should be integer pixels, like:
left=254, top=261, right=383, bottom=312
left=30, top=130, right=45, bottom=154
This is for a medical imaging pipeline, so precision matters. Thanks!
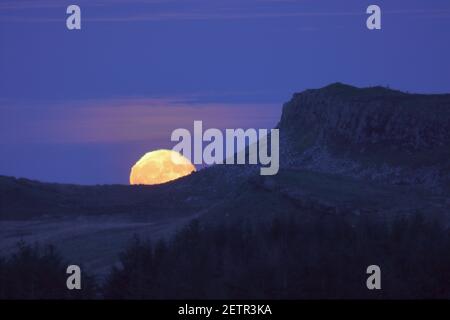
left=277, top=83, right=450, bottom=191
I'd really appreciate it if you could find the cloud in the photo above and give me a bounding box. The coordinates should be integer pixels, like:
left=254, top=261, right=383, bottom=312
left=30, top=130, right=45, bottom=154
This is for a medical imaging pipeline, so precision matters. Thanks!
left=84, top=11, right=363, bottom=23
left=0, top=96, right=280, bottom=144
left=2, top=0, right=449, bottom=24
left=2, top=0, right=450, bottom=24
left=0, top=0, right=364, bottom=23
left=0, top=0, right=171, bottom=11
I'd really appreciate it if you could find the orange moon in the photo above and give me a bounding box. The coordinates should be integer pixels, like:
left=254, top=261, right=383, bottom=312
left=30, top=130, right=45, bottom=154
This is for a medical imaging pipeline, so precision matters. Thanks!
left=129, top=149, right=196, bottom=185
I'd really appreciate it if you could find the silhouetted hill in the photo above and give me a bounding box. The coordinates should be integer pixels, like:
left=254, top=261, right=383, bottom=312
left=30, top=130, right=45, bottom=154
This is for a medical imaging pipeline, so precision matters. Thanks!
left=0, top=167, right=237, bottom=220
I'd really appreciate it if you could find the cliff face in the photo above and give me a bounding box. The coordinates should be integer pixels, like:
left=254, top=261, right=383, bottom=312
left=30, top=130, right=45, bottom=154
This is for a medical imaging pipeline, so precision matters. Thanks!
left=278, top=83, right=450, bottom=191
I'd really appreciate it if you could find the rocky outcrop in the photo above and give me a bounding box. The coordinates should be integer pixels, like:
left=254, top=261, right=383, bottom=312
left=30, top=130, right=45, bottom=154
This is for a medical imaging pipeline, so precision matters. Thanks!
left=277, top=83, right=450, bottom=191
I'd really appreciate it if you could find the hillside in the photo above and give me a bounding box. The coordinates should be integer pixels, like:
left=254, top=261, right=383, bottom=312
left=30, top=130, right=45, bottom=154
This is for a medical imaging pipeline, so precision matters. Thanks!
left=278, top=83, right=450, bottom=191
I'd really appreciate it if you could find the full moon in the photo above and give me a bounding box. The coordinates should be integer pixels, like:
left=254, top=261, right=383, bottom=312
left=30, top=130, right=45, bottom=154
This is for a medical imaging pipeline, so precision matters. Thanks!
left=129, top=149, right=196, bottom=185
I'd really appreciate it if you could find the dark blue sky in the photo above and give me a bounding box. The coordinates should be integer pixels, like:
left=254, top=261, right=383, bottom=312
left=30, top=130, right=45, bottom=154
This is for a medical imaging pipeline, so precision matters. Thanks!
left=1, top=0, right=450, bottom=184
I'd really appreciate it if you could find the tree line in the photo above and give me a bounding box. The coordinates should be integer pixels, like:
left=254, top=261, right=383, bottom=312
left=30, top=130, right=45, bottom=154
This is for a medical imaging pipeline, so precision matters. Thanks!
left=2, top=212, right=450, bottom=299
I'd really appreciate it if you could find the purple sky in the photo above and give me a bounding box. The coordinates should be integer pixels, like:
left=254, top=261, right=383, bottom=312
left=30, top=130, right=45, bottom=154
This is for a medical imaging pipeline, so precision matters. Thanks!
left=1, top=0, right=450, bottom=184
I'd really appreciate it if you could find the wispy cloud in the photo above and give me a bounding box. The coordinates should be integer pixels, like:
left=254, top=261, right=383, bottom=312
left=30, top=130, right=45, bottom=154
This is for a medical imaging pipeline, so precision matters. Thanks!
left=0, top=0, right=172, bottom=11
left=2, top=0, right=450, bottom=24
left=0, top=96, right=280, bottom=144
left=86, top=11, right=363, bottom=23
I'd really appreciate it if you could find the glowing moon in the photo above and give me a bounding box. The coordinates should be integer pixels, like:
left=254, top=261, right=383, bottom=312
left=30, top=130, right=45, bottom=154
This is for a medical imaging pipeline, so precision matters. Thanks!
left=130, top=149, right=196, bottom=185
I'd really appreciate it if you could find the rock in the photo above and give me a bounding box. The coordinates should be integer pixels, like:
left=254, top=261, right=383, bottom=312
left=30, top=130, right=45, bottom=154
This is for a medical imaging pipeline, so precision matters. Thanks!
left=277, top=83, right=450, bottom=191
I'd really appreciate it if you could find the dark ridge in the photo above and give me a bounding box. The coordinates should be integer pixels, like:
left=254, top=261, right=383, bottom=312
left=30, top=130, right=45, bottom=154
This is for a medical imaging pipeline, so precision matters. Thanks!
left=294, top=82, right=450, bottom=100
left=318, top=82, right=405, bottom=96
